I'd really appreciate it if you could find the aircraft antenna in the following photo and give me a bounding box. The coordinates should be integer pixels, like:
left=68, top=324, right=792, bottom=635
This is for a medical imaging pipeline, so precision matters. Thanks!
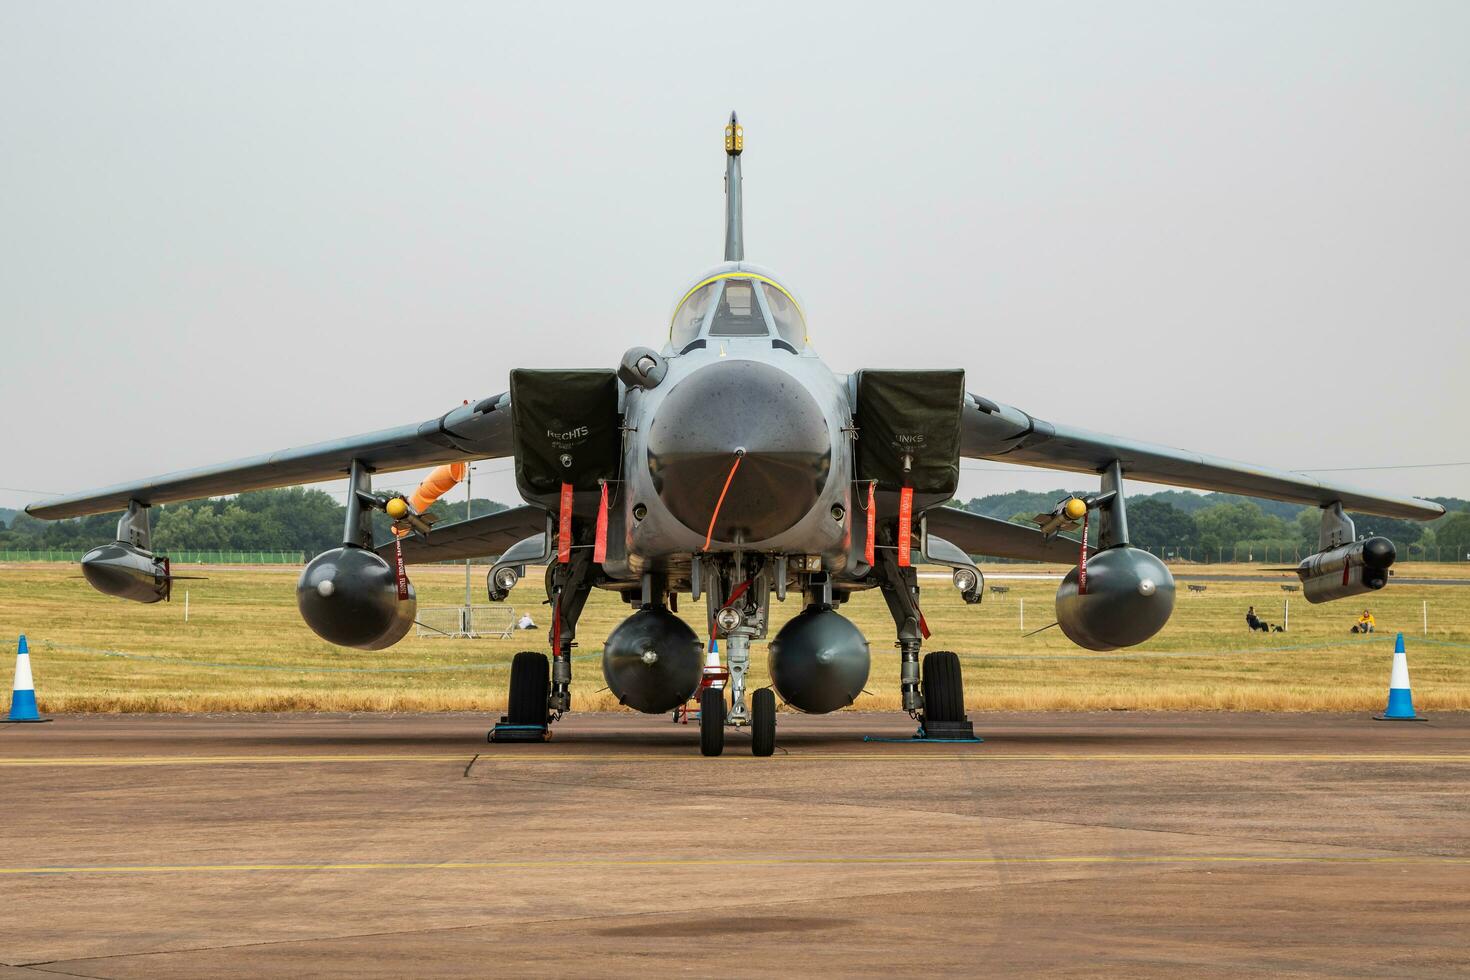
left=724, top=111, right=744, bottom=262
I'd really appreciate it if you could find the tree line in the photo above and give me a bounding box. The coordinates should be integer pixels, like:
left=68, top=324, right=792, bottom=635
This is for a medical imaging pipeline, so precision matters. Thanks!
left=0, top=488, right=507, bottom=556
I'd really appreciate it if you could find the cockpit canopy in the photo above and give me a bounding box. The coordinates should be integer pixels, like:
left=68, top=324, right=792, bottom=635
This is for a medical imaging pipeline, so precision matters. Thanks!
left=670, top=266, right=808, bottom=352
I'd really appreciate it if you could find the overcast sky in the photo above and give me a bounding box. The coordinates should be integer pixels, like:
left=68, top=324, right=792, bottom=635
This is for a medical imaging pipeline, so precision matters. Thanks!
left=2, top=1, right=1467, bottom=514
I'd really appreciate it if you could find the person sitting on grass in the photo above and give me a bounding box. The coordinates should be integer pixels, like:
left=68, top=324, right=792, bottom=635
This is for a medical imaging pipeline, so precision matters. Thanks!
left=1246, top=606, right=1285, bottom=633
left=1352, top=609, right=1376, bottom=634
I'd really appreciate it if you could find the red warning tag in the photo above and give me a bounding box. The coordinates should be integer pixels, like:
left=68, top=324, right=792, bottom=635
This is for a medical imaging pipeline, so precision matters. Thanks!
left=593, top=482, right=609, bottom=565
left=864, top=482, right=876, bottom=567
left=393, top=538, right=410, bottom=601
left=558, top=482, right=573, bottom=564
left=918, top=611, right=931, bottom=640
left=1078, top=510, right=1089, bottom=596
left=897, top=486, right=913, bottom=567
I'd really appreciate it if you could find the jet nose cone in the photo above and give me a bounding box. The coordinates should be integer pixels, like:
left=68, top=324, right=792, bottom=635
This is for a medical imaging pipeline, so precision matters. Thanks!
left=647, top=360, right=832, bottom=545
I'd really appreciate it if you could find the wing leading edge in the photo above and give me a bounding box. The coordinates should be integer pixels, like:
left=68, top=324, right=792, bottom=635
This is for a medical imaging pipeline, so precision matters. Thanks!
left=26, top=394, right=513, bottom=520
left=961, top=394, right=1444, bottom=522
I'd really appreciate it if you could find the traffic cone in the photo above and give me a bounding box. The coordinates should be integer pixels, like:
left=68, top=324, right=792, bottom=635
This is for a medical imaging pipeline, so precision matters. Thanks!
left=1374, top=633, right=1427, bottom=722
left=6, top=635, right=48, bottom=723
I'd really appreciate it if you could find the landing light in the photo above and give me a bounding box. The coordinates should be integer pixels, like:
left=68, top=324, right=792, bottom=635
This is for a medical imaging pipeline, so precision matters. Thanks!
left=952, top=568, right=979, bottom=593
left=715, top=606, right=742, bottom=634
left=493, top=567, right=520, bottom=592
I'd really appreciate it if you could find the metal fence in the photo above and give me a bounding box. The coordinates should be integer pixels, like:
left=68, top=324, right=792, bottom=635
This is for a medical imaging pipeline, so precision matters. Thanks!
left=0, top=550, right=307, bottom=564
left=414, top=605, right=525, bottom=639
left=1134, top=544, right=1470, bottom=563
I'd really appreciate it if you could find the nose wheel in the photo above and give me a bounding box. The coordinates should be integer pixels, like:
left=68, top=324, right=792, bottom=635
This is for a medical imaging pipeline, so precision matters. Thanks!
left=750, top=687, right=776, bottom=756
left=699, top=687, right=725, bottom=756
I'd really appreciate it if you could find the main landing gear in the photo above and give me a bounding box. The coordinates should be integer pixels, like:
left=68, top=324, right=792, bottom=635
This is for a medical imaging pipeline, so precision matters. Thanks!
left=489, top=650, right=551, bottom=742
left=919, top=650, right=973, bottom=739
left=489, top=551, right=595, bottom=744
left=876, top=549, right=975, bottom=740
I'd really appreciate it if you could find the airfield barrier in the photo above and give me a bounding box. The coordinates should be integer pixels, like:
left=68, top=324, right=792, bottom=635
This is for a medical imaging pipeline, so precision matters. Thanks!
left=415, top=605, right=523, bottom=639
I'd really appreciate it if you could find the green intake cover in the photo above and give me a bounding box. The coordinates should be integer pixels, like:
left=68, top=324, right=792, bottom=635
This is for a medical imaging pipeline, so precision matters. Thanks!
left=854, top=369, right=966, bottom=495
left=509, top=369, right=621, bottom=499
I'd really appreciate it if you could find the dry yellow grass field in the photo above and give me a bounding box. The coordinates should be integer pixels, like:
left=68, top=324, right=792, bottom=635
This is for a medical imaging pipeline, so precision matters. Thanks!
left=2, top=562, right=1467, bottom=713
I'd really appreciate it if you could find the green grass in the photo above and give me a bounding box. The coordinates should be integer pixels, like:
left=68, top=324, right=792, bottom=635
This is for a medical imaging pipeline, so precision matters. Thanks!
left=1, top=562, right=1467, bottom=713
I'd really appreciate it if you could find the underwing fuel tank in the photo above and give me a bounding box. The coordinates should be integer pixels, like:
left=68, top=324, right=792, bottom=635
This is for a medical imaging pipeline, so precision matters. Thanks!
left=768, top=606, right=870, bottom=713
left=80, top=542, right=171, bottom=603
left=1296, top=536, right=1395, bottom=604
left=296, top=546, right=416, bottom=650
left=1055, top=546, right=1176, bottom=652
left=601, top=607, right=703, bottom=713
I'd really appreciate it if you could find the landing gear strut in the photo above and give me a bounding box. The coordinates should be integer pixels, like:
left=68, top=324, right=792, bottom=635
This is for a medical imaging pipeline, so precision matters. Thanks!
left=876, top=550, right=975, bottom=739
left=489, top=551, right=593, bottom=744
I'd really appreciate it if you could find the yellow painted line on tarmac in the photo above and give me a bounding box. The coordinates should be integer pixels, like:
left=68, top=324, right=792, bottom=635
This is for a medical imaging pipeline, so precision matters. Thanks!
left=3, top=752, right=1470, bottom=768
left=2, top=854, right=1467, bottom=876
left=0, top=754, right=469, bottom=767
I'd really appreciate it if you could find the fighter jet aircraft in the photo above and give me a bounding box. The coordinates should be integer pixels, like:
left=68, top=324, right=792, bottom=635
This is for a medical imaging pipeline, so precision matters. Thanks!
left=27, top=113, right=1445, bottom=756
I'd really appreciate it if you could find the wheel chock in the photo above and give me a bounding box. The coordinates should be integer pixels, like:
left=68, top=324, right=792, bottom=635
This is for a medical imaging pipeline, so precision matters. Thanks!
left=487, top=719, right=551, bottom=743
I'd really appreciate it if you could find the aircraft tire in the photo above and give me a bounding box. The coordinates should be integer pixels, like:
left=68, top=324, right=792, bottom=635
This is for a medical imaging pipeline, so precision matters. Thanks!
left=921, top=650, right=964, bottom=723
left=751, top=688, right=776, bottom=757
left=507, top=651, right=550, bottom=727
left=699, top=687, right=725, bottom=757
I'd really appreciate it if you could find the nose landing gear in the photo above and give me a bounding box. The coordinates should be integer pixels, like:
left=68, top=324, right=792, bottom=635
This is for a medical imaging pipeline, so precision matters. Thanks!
left=698, top=559, right=779, bottom=757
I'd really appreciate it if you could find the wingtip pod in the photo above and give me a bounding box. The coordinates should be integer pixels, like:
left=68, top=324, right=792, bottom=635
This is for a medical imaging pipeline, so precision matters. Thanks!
left=724, top=110, right=743, bottom=156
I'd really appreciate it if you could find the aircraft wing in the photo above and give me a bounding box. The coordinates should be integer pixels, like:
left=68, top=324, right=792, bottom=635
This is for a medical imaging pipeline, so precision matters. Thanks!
left=377, top=506, right=547, bottom=565
left=961, top=394, right=1444, bottom=522
left=25, top=394, right=513, bottom=520
left=925, top=506, right=1092, bottom=564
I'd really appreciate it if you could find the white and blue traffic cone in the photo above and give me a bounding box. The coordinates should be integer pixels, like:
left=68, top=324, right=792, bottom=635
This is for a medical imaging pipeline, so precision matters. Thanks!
left=1374, top=633, right=1426, bottom=722
left=6, top=635, right=48, bottom=723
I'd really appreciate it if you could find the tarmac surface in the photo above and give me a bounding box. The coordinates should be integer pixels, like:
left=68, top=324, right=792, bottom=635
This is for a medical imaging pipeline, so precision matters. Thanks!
left=1, top=711, right=1468, bottom=977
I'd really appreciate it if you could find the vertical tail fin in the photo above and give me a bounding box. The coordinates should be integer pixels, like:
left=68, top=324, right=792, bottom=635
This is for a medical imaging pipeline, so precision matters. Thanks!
left=724, top=111, right=744, bottom=262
